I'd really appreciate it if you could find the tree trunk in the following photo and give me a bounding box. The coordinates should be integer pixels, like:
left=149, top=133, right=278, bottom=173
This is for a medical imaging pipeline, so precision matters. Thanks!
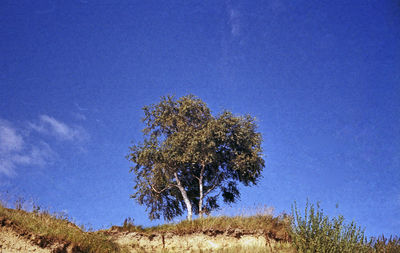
left=198, top=164, right=205, bottom=218
left=174, top=173, right=193, bottom=221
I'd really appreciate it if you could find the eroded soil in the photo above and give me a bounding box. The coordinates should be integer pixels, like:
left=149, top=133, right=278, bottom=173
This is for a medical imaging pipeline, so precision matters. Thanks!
left=0, top=216, right=290, bottom=253
left=0, top=217, right=78, bottom=253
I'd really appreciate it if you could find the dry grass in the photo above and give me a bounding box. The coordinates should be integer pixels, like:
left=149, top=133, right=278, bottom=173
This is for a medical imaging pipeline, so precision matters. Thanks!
left=0, top=202, right=128, bottom=253
left=148, top=214, right=290, bottom=237
left=1, top=197, right=399, bottom=253
left=212, top=243, right=295, bottom=253
left=115, top=206, right=291, bottom=243
left=370, top=235, right=400, bottom=253
left=111, top=207, right=294, bottom=252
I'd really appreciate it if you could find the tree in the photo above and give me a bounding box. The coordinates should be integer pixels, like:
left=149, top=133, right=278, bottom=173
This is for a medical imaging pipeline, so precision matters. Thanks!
left=128, top=95, right=264, bottom=221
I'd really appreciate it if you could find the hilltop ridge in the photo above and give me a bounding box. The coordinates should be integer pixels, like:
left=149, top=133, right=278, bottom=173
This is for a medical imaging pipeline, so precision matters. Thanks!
left=1, top=202, right=399, bottom=252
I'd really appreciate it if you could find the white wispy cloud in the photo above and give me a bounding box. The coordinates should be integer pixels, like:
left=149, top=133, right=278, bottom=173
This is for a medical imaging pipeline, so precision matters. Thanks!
left=0, top=159, right=14, bottom=177
left=0, top=120, right=55, bottom=176
left=228, top=7, right=241, bottom=37
left=0, top=115, right=88, bottom=177
left=29, top=115, right=87, bottom=142
left=0, top=120, right=24, bottom=153
left=11, top=142, right=54, bottom=167
left=73, top=112, right=87, bottom=121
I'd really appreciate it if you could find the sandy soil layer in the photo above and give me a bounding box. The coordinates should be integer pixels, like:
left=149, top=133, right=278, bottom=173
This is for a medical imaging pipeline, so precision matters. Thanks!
left=112, top=231, right=273, bottom=252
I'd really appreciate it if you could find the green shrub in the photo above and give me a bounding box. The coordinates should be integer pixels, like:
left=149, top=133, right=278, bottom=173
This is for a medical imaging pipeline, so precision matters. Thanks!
left=290, top=200, right=370, bottom=253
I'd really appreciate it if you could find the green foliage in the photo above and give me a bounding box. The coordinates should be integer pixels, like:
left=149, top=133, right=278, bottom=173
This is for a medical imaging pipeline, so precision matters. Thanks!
left=128, top=94, right=264, bottom=221
left=290, top=200, right=370, bottom=253
left=289, top=200, right=400, bottom=252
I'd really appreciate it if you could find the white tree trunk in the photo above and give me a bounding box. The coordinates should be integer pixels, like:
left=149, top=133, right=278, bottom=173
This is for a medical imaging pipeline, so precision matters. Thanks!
left=174, top=173, right=193, bottom=221
left=198, top=164, right=205, bottom=218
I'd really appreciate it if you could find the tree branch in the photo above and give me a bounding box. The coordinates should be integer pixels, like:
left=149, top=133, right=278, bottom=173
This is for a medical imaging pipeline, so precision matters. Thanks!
left=145, top=176, right=177, bottom=194
left=199, top=164, right=205, bottom=182
left=174, top=172, right=182, bottom=186
left=192, top=173, right=200, bottom=181
left=203, top=172, right=222, bottom=197
left=150, top=184, right=175, bottom=194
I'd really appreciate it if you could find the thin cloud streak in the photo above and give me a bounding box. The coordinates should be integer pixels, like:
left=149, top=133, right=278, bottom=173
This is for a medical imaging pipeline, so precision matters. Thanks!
left=29, top=115, right=88, bottom=142
left=0, top=160, right=15, bottom=177
left=0, top=119, right=54, bottom=176
left=228, top=7, right=241, bottom=37
left=0, top=120, right=24, bottom=153
left=73, top=112, right=87, bottom=121
left=0, top=115, right=88, bottom=177
left=11, top=142, right=55, bottom=167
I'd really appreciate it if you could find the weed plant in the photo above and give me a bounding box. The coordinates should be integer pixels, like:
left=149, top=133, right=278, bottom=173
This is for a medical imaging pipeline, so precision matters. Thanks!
left=370, top=235, right=400, bottom=253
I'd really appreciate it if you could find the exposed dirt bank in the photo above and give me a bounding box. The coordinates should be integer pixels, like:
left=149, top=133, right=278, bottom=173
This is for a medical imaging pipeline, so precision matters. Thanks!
left=105, top=226, right=290, bottom=253
left=115, top=232, right=269, bottom=252
left=0, top=216, right=79, bottom=253
left=0, top=226, right=51, bottom=253
left=0, top=215, right=291, bottom=253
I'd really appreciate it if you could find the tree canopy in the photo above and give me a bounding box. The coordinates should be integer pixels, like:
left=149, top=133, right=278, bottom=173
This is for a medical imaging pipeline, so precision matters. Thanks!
left=128, top=95, right=264, bottom=221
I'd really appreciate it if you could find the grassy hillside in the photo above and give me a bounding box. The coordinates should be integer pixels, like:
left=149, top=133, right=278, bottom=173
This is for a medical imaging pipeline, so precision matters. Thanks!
left=0, top=199, right=399, bottom=253
left=0, top=202, right=127, bottom=252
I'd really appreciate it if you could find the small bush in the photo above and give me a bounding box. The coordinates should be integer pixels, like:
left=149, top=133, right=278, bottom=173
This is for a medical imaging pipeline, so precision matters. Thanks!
left=290, top=200, right=370, bottom=253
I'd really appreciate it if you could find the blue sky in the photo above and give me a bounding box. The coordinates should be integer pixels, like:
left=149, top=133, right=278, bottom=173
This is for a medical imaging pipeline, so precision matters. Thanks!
left=1, top=0, right=399, bottom=236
